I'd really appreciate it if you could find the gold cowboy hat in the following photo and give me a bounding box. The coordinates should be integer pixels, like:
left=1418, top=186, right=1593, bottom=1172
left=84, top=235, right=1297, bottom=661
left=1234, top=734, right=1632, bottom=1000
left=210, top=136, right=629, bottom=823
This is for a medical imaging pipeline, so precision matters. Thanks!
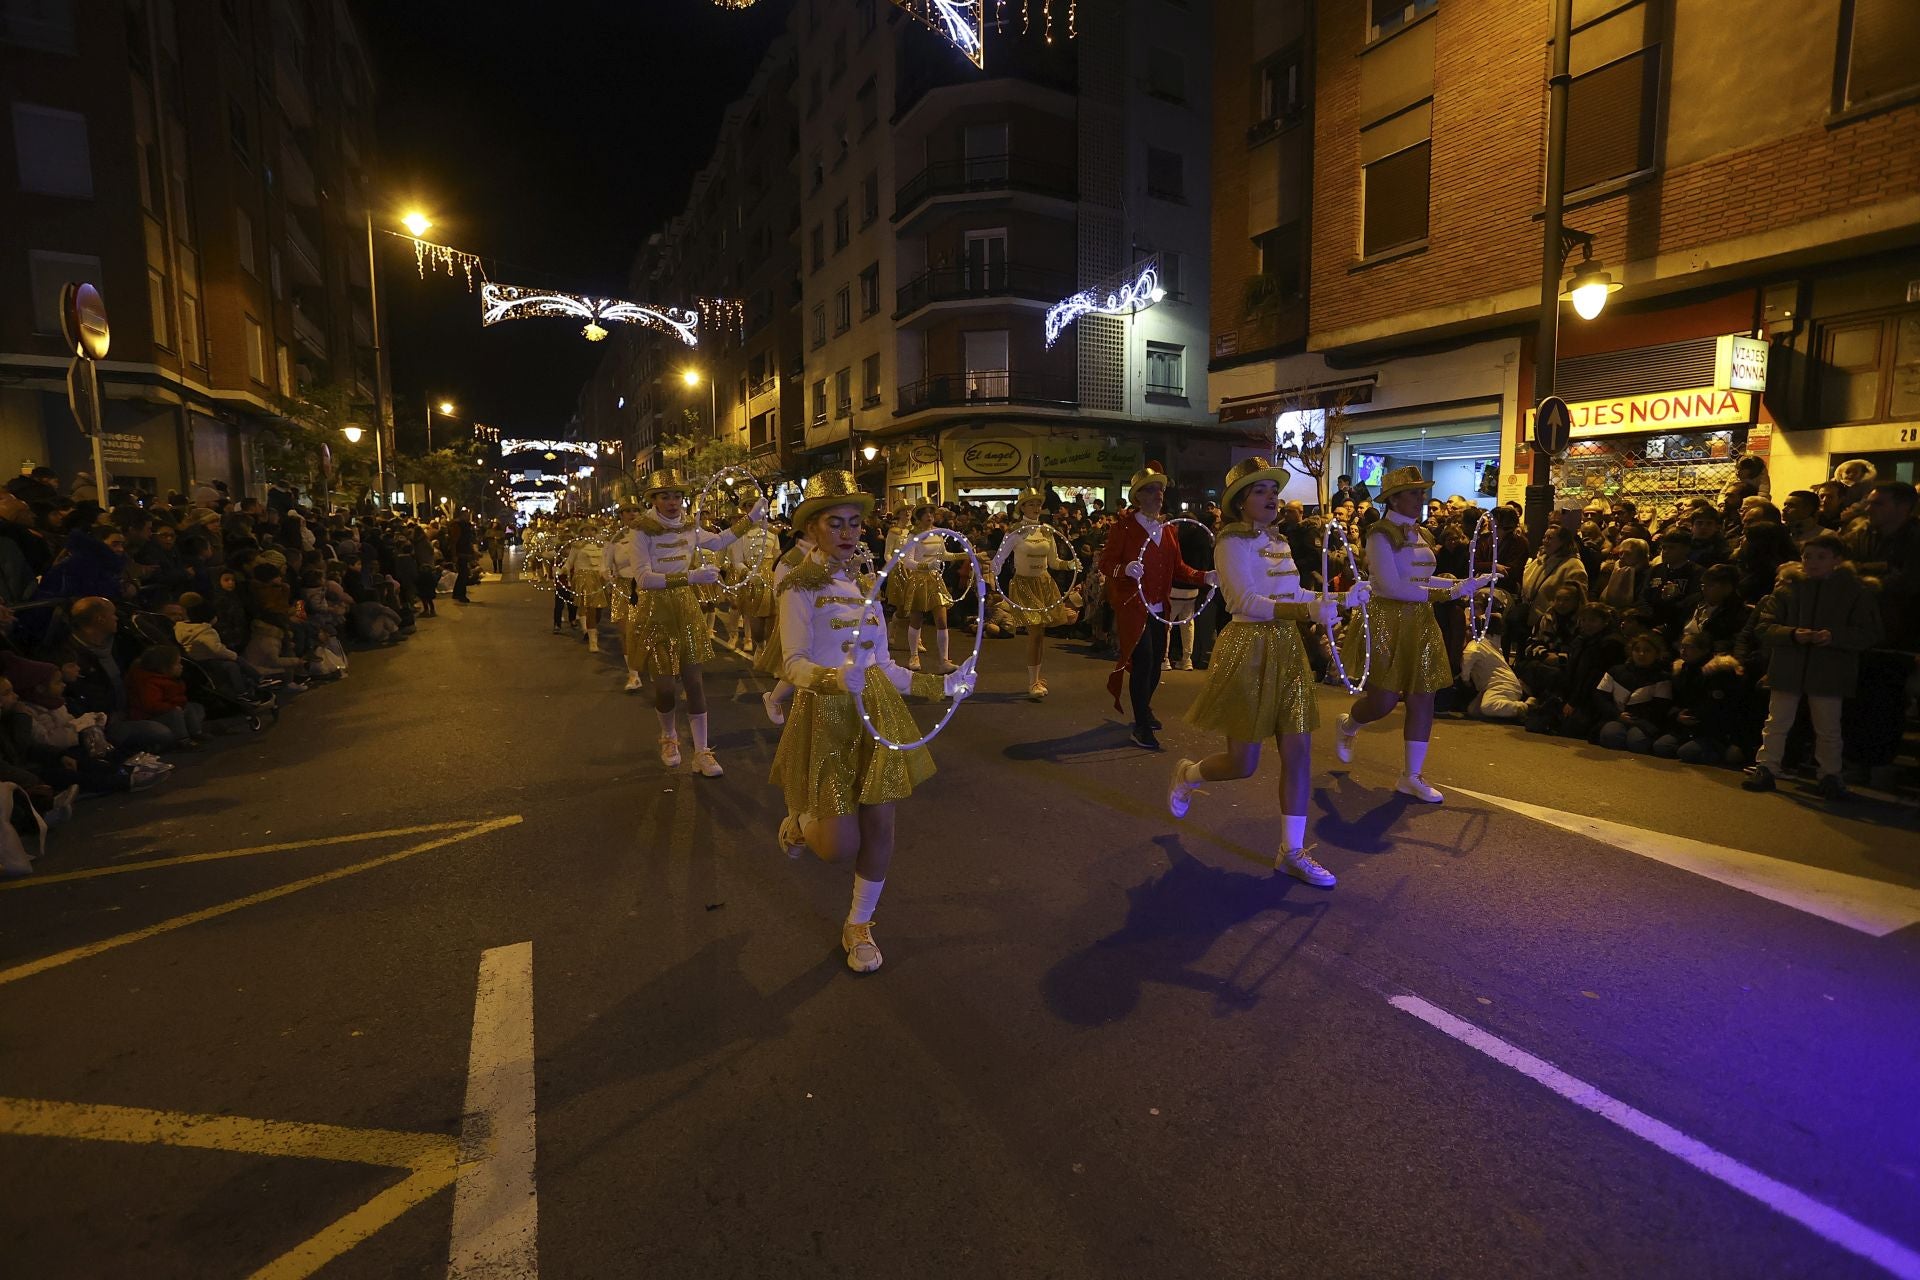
left=641, top=468, right=692, bottom=499
left=1220, top=456, right=1291, bottom=516
left=1128, top=464, right=1168, bottom=496
left=1375, top=465, right=1433, bottom=502
left=791, top=469, right=874, bottom=530
left=1014, top=486, right=1047, bottom=508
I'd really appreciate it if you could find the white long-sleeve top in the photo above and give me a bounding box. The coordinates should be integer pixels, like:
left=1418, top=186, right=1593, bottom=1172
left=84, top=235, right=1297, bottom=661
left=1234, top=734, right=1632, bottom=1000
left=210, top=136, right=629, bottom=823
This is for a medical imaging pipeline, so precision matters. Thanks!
left=603, top=532, right=635, bottom=584
left=630, top=513, right=744, bottom=590
left=991, top=524, right=1072, bottom=579
left=564, top=541, right=605, bottom=576
left=1364, top=510, right=1460, bottom=604
left=1217, top=525, right=1321, bottom=622
left=778, top=554, right=923, bottom=695
left=901, top=529, right=964, bottom=573
left=727, top=525, right=780, bottom=575
left=772, top=536, right=814, bottom=588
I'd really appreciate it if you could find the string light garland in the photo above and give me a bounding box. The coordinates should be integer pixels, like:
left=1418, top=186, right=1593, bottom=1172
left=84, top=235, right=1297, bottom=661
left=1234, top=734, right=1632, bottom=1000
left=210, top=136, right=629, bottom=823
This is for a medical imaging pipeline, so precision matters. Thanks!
left=995, top=522, right=1083, bottom=624
left=1322, top=521, right=1373, bottom=694
left=409, top=236, right=487, bottom=289
left=1131, top=517, right=1216, bottom=625
left=1044, top=259, right=1165, bottom=348
left=1464, top=509, right=1500, bottom=641
left=691, top=465, right=772, bottom=602
left=480, top=283, right=701, bottom=346
left=697, top=296, right=746, bottom=340
left=851, top=528, right=984, bottom=751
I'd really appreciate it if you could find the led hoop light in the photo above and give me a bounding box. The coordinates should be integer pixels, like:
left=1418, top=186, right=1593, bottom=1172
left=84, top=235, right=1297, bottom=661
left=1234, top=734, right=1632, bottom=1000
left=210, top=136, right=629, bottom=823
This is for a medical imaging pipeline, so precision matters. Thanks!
left=1131, top=517, right=1217, bottom=625
left=691, top=466, right=772, bottom=602
left=1321, top=521, right=1372, bottom=695
left=996, top=523, right=1083, bottom=624
left=851, top=527, right=985, bottom=752
left=1464, top=510, right=1499, bottom=642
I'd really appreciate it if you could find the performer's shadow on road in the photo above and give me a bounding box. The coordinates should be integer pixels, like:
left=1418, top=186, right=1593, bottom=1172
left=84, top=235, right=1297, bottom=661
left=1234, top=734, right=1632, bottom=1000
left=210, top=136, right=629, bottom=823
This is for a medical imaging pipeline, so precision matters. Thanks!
left=1042, top=835, right=1328, bottom=1027
left=1002, top=721, right=1143, bottom=765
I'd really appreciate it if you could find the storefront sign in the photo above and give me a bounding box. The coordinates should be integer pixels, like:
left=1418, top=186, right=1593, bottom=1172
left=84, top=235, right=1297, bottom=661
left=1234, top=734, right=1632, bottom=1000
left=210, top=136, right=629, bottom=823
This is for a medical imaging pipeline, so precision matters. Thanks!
left=888, top=440, right=942, bottom=482
left=1528, top=387, right=1754, bottom=439
left=1715, top=335, right=1769, bottom=393
left=1036, top=437, right=1142, bottom=477
left=98, top=431, right=146, bottom=464
left=1217, top=381, right=1374, bottom=424
left=945, top=437, right=1028, bottom=481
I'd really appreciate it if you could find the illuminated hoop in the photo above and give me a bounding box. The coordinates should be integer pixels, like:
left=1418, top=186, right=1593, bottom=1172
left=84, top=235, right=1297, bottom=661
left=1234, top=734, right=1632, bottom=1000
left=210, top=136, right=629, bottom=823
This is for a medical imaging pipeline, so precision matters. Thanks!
left=996, top=523, right=1084, bottom=625
left=1464, top=509, right=1499, bottom=641
left=692, top=466, right=772, bottom=601
left=850, top=527, right=985, bottom=752
left=1321, top=520, right=1372, bottom=695
left=1131, top=517, right=1217, bottom=625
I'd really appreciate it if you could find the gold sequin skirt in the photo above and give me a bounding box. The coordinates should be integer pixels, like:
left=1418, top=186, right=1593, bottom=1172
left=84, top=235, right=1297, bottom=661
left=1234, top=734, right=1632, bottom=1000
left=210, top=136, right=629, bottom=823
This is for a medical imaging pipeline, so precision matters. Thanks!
left=630, top=584, right=714, bottom=676
left=608, top=580, right=632, bottom=625
left=569, top=568, right=606, bottom=606
left=752, top=618, right=785, bottom=676
left=727, top=572, right=775, bottom=618
left=1186, top=620, right=1320, bottom=741
left=1005, top=573, right=1061, bottom=623
left=1340, top=598, right=1452, bottom=694
left=771, top=680, right=934, bottom=818
left=889, top=568, right=951, bottom=614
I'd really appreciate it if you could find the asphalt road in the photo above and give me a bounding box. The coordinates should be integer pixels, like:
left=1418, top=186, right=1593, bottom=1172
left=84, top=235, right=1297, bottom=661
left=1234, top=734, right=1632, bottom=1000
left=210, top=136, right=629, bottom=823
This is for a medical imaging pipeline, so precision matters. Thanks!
left=3, top=579, right=1917, bottom=1279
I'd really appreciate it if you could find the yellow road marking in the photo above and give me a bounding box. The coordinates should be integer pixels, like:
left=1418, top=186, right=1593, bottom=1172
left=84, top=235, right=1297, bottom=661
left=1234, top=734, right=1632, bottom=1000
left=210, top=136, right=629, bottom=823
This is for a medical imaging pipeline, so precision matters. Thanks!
left=0, top=815, right=525, bottom=988
left=248, top=1161, right=459, bottom=1280
left=0, top=820, right=485, bottom=890
left=0, top=1094, right=454, bottom=1168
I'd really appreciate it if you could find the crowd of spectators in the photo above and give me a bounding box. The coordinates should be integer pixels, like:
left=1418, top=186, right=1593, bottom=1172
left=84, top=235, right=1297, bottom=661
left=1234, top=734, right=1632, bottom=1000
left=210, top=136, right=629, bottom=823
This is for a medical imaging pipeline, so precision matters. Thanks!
left=0, top=465, right=500, bottom=876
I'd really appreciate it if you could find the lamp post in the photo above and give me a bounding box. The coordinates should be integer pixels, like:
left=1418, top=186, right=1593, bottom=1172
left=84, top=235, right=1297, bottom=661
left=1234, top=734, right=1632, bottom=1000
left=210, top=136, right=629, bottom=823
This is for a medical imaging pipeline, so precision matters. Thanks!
left=363, top=207, right=436, bottom=508
left=342, top=424, right=381, bottom=509
left=681, top=367, right=716, bottom=436
left=425, top=396, right=456, bottom=515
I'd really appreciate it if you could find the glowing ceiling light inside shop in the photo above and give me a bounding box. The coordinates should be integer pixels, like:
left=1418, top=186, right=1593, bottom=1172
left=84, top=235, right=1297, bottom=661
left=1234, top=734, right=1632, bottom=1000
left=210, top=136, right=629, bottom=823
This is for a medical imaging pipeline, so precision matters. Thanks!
left=480, top=283, right=700, bottom=346
left=1044, top=261, right=1164, bottom=348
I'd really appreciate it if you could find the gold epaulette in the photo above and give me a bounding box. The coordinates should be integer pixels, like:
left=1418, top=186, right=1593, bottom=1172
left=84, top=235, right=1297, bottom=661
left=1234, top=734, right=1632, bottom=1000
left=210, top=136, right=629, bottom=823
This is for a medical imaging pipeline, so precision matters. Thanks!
left=778, top=559, right=833, bottom=596
left=633, top=513, right=671, bottom=537
left=1217, top=522, right=1268, bottom=540
left=1371, top=519, right=1431, bottom=553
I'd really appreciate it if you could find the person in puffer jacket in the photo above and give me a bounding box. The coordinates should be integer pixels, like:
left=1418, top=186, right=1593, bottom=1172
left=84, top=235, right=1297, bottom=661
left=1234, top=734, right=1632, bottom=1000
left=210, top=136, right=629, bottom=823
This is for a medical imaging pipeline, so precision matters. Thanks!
left=1652, top=629, right=1749, bottom=765
left=1594, top=631, right=1673, bottom=753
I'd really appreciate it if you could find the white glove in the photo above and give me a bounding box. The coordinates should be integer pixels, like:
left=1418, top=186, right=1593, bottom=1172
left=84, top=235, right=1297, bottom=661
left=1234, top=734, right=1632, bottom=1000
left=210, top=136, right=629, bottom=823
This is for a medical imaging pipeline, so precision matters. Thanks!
left=1124, top=560, right=1146, bottom=580
left=1203, top=571, right=1219, bottom=588
left=746, top=497, right=768, bottom=524
left=1344, top=581, right=1371, bottom=608
left=1312, top=596, right=1340, bottom=631
left=839, top=657, right=867, bottom=694
left=1145, top=601, right=1164, bottom=616
left=638, top=571, right=668, bottom=590
left=943, top=656, right=977, bottom=701
left=687, top=567, right=721, bottom=586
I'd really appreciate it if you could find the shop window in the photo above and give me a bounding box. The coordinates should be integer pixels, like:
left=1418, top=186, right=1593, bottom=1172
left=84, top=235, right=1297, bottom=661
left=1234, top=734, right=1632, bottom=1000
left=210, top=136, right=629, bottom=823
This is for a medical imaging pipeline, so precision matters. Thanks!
left=1562, top=1, right=1661, bottom=194
left=12, top=102, right=91, bottom=197
left=1837, top=0, right=1920, bottom=112
left=1817, top=309, right=1920, bottom=425
left=1146, top=342, right=1185, bottom=397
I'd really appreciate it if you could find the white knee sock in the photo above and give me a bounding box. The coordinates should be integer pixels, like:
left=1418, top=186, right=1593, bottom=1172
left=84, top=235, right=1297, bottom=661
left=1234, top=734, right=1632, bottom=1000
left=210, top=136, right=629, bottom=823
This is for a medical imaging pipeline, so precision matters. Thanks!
left=772, top=679, right=794, bottom=704
left=906, top=626, right=921, bottom=659
left=1339, top=712, right=1361, bottom=737
left=848, top=875, right=885, bottom=925
left=936, top=629, right=951, bottom=661
left=1281, top=814, right=1307, bottom=852
left=1027, top=664, right=1040, bottom=685
left=690, top=712, right=709, bottom=753
left=657, top=709, right=677, bottom=739
left=1405, top=740, right=1429, bottom=776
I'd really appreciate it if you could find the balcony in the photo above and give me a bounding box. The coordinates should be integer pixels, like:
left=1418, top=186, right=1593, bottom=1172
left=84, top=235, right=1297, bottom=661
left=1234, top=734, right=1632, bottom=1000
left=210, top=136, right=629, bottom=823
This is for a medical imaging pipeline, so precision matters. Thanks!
left=285, top=217, right=323, bottom=285
left=892, top=155, right=1076, bottom=231
left=894, top=263, right=1073, bottom=324
left=289, top=303, right=328, bottom=358
left=896, top=369, right=1077, bottom=416
left=275, top=45, right=313, bottom=128
left=280, top=136, right=317, bottom=207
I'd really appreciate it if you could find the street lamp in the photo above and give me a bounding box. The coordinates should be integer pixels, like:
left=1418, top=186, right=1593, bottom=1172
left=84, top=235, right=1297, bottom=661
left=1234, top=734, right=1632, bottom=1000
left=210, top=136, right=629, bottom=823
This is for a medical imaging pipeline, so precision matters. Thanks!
left=424, top=396, right=458, bottom=514
left=862, top=443, right=879, bottom=462
left=681, top=367, right=717, bottom=434
left=362, top=205, right=441, bottom=508
left=341, top=424, right=381, bottom=507
left=401, top=211, right=433, bottom=238
left=1561, top=243, right=1621, bottom=321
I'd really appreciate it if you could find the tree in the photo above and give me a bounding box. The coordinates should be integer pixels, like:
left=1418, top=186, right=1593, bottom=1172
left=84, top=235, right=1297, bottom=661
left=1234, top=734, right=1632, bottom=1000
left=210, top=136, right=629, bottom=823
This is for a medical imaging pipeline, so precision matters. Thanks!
left=268, top=379, right=377, bottom=504
left=395, top=439, right=491, bottom=514
left=1270, top=389, right=1363, bottom=510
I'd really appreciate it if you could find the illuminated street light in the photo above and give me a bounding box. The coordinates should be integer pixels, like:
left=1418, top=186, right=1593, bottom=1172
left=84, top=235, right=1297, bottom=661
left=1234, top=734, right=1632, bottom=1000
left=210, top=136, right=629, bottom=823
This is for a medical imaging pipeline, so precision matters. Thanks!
left=1562, top=255, right=1621, bottom=321
left=862, top=444, right=879, bottom=462
left=437, top=400, right=455, bottom=415
left=681, top=368, right=701, bottom=387
left=401, top=211, right=433, bottom=238
left=342, top=426, right=364, bottom=443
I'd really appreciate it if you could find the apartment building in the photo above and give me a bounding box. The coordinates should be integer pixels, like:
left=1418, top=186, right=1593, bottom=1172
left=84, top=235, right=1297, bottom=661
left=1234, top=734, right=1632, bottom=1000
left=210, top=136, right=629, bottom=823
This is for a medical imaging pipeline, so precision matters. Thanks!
left=579, top=35, right=806, bottom=488
left=794, top=0, right=1229, bottom=511
left=0, top=0, right=385, bottom=497
left=1211, top=0, right=1920, bottom=512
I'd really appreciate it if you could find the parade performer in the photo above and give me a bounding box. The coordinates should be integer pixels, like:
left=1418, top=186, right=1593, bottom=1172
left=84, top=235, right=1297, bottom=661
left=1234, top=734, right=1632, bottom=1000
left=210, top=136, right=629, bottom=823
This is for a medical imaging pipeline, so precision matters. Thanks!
left=990, top=487, right=1078, bottom=700
left=1333, top=466, right=1497, bottom=801
left=1098, top=464, right=1213, bottom=750
left=562, top=532, right=608, bottom=653
left=725, top=518, right=780, bottom=656
left=770, top=470, right=974, bottom=973
left=1168, top=459, right=1363, bottom=886
left=629, top=468, right=767, bottom=777
left=888, top=505, right=964, bottom=673
left=754, top=529, right=814, bottom=726
left=603, top=504, right=644, bottom=691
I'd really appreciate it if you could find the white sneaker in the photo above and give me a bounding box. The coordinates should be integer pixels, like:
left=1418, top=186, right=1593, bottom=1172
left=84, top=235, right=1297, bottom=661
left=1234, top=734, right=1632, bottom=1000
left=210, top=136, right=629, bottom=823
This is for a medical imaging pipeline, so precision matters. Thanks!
left=1277, top=847, right=1337, bottom=887
left=691, top=748, right=724, bottom=778
left=932, top=657, right=958, bottom=675
left=587, top=632, right=600, bottom=653
left=842, top=920, right=883, bottom=973
left=1027, top=681, right=1047, bottom=701
left=1168, top=758, right=1203, bottom=819
left=777, top=815, right=807, bottom=858
left=905, top=656, right=921, bottom=672
left=1335, top=714, right=1359, bottom=764
left=659, top=736, right=682, bottom=768
left=624, top=671, right=643, bottom=692
left=1396, top=773, right=1444, bottom=803
left=1176, top=659, right=1194, bottom=671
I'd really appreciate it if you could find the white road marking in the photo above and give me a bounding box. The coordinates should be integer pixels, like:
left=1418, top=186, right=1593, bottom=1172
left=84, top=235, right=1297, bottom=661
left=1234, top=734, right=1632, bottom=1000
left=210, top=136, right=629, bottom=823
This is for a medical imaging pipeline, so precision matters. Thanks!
left=450, top=942, right=538, bottom=1279
left=1451, top=787, right=1920, bottom=937
left=1390, top=995, right=1920, bottom=1280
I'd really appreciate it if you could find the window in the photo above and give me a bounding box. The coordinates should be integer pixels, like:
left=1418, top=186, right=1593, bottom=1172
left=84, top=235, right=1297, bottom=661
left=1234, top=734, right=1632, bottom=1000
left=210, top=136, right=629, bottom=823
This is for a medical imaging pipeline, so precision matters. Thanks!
left=859, top=263, right=879, bottom=316
left=862, top=352, right=882, bottom=406
left=1255, top=45, right=1305, bottom=131
left=812, top=378, right=828, bottom=425
left=963, top=330, right=1009, bottom=400
left=245, top=317, right=270, bottom=384
left=1360, top=106, right=1431, bottom=257
left=964, top=230, right=1008, bottom=290
left=269, top=246, right=283, bottom=299
left=1158, top=250, right=1182, bottom=299
left=1817, top=310, right=1920, bottom=425
left=3, top=0, right=77, bottom=51
left=835, top=367, right=852, bottom=416
left=857, top=0, right=876, bottom=35
left=830, top=30, right=847, bottom=83
left=1146, top=147, right=1184, bottom=200
left=809, top=148, right=823, bottom=191
left=236, top=207, right=256, bottom=275
left=1837, top=0, right=1920, bottom=111
left=811, top=303, right=826, bottom=348
left=26, top=249, right=99, bottom=333
left=1563, top=1, right=1661, bottom=193
left=807, top=70, right=821, bottom=117
left=1147, top=47, right=1185, bottom=103
left=1368, top=0, right=1437, bottom=42
left=1145, top=342, right=1185, bottom=396
left=856, top=76, right=878, bottom=134
left=228, top=97, right=251, bottom=166
left=180, top=291, right=202, bottom=365
left=963, top=123, right=1009, bottom=184
left=860, top=170, right=880, bottom=226
left=810, top=223, right=825, bottom=272
left=1253, top=223, right=1304, bottom=299
left=833, top=201, right=850, bottom=250
left=11, top=103, right=91, bottom=197
left=834, top=285, right=851, bottom=333
left=276, top=341, right=292, bottom=395
left=219, top=0, right=240, bottom=34
left=148, top=269, right=172, bottom=348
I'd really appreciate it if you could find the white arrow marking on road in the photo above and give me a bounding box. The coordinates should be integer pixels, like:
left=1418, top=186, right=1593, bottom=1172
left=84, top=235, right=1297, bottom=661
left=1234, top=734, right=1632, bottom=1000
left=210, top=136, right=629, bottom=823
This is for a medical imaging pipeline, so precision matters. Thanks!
left=1450, top=787, right=1920, bottom=938
left=1391, top=995, right=1920, bottom=1279
left=451, top=942, right=538, bottom=1279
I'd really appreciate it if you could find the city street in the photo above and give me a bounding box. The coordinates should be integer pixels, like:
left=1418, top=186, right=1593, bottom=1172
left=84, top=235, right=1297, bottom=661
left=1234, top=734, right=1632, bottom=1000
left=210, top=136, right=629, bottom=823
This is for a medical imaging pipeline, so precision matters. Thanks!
left=3, top=583, right=1917, bottom=1278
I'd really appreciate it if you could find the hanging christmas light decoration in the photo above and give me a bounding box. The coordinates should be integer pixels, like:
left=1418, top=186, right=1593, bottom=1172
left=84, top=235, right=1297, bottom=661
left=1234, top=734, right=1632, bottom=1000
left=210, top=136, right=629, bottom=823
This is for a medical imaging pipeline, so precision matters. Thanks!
left=709, top=0, right=758, bottom=7
left=697, top=296, right=746, bottom=339
left=480, top=284, right=701, bottom=346
left=887, top=0, right=985, bottom=68
left=409, top=236, right=487, bottom=290
left=1044, top=259, right=1165, bottom=348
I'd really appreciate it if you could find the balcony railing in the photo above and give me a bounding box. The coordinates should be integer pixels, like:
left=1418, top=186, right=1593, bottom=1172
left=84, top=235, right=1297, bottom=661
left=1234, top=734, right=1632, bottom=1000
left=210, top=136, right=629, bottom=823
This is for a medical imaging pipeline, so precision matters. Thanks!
left=280, top=137, right=317, bottom=207
left=289, top=303, right=328, bottom=357
left=748, top=374, right=777, bottom=400
left=896, top=369, right=1077, bottom=416
left=893, top=263, right=1073, bottom=319
left=893, top=155, right=1076, bottom=222
left=285, top=218, right=323, bottom=284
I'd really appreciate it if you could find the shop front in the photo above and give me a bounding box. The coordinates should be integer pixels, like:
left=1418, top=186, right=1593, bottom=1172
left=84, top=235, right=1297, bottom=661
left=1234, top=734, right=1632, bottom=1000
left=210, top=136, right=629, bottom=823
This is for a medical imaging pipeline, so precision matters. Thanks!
left=1336, top=414, right=1504, bottom=509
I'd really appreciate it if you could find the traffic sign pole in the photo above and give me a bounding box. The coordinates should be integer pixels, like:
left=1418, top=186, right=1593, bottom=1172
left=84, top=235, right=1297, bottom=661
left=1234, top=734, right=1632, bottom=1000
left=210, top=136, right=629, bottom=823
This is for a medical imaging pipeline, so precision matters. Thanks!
left=85, top=362, right=108, bottom=509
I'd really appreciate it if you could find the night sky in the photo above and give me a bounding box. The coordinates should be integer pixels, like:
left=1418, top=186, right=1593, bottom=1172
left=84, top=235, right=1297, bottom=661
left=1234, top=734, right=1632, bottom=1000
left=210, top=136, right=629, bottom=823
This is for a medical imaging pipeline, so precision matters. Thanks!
left=355, top=0, right=793, bottom=447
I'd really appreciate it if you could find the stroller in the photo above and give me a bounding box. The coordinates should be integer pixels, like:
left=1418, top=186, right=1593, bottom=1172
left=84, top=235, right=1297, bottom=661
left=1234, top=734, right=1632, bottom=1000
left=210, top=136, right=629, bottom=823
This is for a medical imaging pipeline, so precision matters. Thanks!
left=126, top=611, right=279, bottom=732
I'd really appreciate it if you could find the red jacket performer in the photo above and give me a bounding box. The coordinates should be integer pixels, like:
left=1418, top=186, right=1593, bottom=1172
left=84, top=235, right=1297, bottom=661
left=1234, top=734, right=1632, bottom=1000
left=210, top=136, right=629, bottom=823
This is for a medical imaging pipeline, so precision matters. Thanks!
left=1099, top=465, right=1212, bottom=750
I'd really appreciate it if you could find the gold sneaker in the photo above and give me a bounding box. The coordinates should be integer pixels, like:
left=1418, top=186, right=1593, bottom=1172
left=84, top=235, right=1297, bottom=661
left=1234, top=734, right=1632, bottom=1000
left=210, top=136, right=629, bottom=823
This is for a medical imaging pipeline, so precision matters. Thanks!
left=842, top=920, right=883, bottom=973
left=659, top=736, right=682, bottom=768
